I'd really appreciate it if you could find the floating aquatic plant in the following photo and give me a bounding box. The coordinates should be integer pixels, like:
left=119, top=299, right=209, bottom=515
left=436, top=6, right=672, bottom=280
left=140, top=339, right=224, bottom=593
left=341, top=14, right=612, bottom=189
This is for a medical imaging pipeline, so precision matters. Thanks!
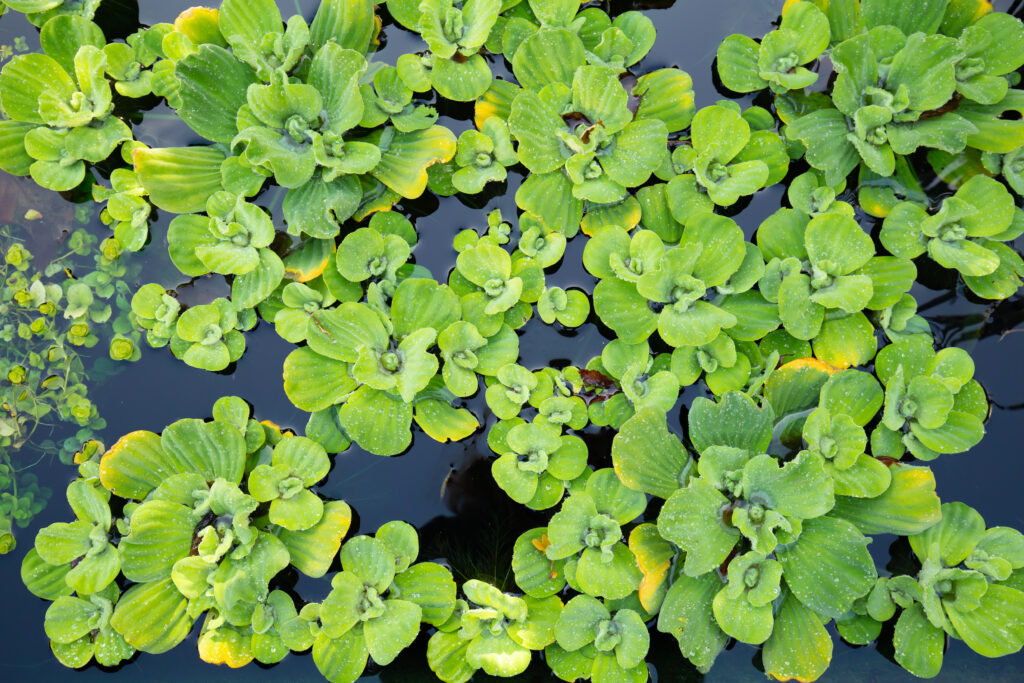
left=6, top=0, right=1024, bottom=681
left=22, top=397, right=355, bottom=669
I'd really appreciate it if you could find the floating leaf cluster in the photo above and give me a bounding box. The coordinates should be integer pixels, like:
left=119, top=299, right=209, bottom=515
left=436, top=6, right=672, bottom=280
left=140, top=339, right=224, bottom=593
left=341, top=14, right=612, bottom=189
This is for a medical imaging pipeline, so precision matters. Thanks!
left=2, top=0, right=1024, bottom=681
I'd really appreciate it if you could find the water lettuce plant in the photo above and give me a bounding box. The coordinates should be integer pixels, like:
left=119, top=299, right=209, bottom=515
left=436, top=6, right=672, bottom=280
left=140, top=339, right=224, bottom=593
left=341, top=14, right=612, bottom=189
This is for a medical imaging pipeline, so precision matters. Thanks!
left=881, top=174, right=1024, bottom=299
left=314, top=522, right=457, bottom=682
left=426, top=578, right=562, bottom=682
left=717, top=2, right=830, bottom=94
left=663, top=103, right=789, bottom=208
left=282, top=276, right=477, bottom=455
left=840, top=502, right=1024, bottom=678
left=585, top=214, right=746, bottom=348
left=23, top=397, right=355, bottom=669
left=0, top=23, right=132, bottom=191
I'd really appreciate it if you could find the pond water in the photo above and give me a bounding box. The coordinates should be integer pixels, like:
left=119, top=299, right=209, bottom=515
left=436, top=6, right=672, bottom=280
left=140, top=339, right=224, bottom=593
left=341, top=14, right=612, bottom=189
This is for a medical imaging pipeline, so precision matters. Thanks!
left=1, top=1, right=1023, bottom=681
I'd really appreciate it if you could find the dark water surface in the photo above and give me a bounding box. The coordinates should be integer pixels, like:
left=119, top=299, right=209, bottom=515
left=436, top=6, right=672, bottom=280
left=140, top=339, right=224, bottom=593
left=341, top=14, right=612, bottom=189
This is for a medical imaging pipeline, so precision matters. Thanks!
left=1, top=1, right=1023, bottom=681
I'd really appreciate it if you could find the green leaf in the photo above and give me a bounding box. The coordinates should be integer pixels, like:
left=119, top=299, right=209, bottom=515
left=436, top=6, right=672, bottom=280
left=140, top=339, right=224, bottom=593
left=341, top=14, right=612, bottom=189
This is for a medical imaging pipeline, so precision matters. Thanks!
left=555, top=594, right=608, bottom=651
left=786, top=109, right=860, bottom=185
left=21, top=549, right=73, bottom=601
left=232, top=249, right=284, bottom=308
left=313, top=627, right=369, bottom=683
left=762, top=593, right=833, bottom=683
left=40, top=16, right=105, bottom=77
left=862, top=0, right=947, bottom=35
left=946, top=583, right=1024, bottom=657
left=68, top=547, right=120, bottom=596
left=831, top=465, right=942, bottom=535
left=509, top=90, right=566, bottom=174
left=364, top=599, right=422, bottom=665
left=392, top=278, right=461, bottom=338
left=656, top=572, right=728, bottom=673
left=513, top=28, right=585, bottom=91
left=161, top=418, right=246, bottom=484
left=339, top=386, right=413, bottom=456
left=712, top=584, right=774, bottom=644
left=717, top=34, right=766, bottom=93
left=111, top=579, right=192, bottom=654
left=776, top=516, right=876, bottom=618
left=658, top=480, right=737, bottom=577
left=743, top=451, right=834, bottom=520
left=392, top=562, right=456, bottom=626
left=370, top=125, right=456, bottom=199
left=813, top=312, right=878, bottom=370
left=633, top=68, right=695, bottom=133
left=426, top=631, right=475, bottom=683
left=910, top=501, right=985, bottom=567
left=612, top=408, right=691, bottom=499
left=119, top=500, right=195, bottom=582
left=97, top=430, right=167, bottom=499
left=465, top=630, right=531, bottom=677
left=176, top=45, right=256, bottom=144
left=0, top=120, right=35, bottom=176
left=574, top=544, right=642, bottom=601
left=283, top=348, right=357, bottom=412
left=893, top=603, right=945, bottom=678
left=274, top=500, right=352, bottom=578
left=909, top=410, right=984, bottom=454
left=307, top=302, right=389, bottom=363
left=432, top=54, right=493, bottom=102
left=593, top=278, right=658, bottom=344
left=310, top=0, right=377, bottom=55
left=134, top=146, right=227, bottom=214
left=689, top=391, right=774, bottom=455
left=0, top=53, right=76, bottom=125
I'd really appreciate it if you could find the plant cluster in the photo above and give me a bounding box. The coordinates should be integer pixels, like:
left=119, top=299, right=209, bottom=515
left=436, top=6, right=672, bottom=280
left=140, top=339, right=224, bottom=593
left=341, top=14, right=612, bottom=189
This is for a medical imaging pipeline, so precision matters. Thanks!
left=0, top=214, right=146, bottom=550
left=3, top=0, right=1024, bottom=681
left=23, top=398, right=356, bottom=669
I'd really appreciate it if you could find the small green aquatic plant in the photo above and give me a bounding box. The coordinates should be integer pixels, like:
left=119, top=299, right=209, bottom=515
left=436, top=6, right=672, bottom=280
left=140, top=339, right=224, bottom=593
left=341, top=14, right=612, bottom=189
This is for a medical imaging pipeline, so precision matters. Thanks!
left=881, top=174, right=1024, bottom=299
left=0, top=19, right=132, bottom=191
left=838, top=502, right=1024, bottom=678
left=663, top=103, right=789, bottom=208
left=426, top=578, right=562, bottom=682
left=872, top=335, right=987, bottom=460
left=282, top=276, right=477, bottom=455
left=547, top=594, right=650, bottom=683
left=315, top=522, right=457, bottom=682
left=488, top=419, right=588, bottom=510
left=585, top=214, right=746, bottom=348
left=0, top=214, right=147, bottom=547
left=717, top=2, right=830, bottom=94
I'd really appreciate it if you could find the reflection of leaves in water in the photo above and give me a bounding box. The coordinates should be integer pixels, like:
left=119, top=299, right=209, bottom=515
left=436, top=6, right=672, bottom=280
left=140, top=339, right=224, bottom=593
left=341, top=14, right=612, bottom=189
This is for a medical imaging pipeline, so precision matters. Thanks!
left=609, top=0, right=678, bottom=11
left=420, top=456, right=547, bottom=590
left=921, top=290, right=1024, bottom=351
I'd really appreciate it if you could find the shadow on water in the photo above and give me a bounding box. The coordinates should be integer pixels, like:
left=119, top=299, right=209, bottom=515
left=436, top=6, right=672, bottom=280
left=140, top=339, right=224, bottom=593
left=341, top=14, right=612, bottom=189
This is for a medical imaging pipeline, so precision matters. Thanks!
left=1, top=0, right=1023, bottom=681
